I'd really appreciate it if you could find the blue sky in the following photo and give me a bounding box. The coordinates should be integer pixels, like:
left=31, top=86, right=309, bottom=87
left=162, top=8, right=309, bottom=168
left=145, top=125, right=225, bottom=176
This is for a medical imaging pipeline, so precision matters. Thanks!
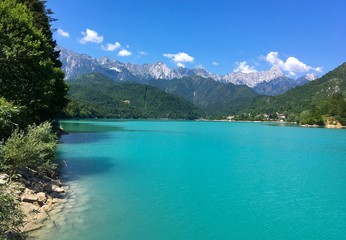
left=48, top=0, right=345, bottom=77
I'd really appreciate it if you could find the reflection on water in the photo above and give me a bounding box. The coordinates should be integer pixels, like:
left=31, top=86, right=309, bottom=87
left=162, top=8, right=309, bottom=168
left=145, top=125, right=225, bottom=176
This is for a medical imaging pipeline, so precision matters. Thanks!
left=60, top=119, right=125, bottom=133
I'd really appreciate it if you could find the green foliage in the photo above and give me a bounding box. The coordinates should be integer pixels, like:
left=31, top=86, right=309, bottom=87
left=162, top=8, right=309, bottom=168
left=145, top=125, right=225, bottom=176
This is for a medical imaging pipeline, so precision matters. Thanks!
left=0, top=98, right=24, bottom=141
left=149, top=76, right=258, bottom=115
left=0, top=190, right=24, bottom=239
left=64, top=73, right=202, bottom=119
left=298, top=109, right=323, bottom=125
left=0, top=0, right=68, bottom=123
left=316, top=93, right=346, bottom=125
left=17, top=0, right=62, bottom=68
left=0, top=122, right=58, bottom=176
left=0, top=2, right=65, bottom=237
left=237, top=63, right=346, bottom=125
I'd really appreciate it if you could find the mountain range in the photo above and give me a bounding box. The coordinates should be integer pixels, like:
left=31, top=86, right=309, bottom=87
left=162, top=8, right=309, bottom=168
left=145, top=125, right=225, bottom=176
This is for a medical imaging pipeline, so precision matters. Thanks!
left=58, top=46, right=318, bottom=96
left=60, top=44, right=345, bottom=123
left=239, top=62, right=346, bottom=124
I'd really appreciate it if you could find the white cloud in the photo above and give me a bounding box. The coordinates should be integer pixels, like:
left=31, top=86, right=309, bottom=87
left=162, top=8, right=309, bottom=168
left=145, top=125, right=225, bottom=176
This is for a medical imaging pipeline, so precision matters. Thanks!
left=138, top=51, right=148, bottom=56
left=265, top=52, right=283, bottom=66
left=118, top=49, right=132, bottom=57
left=102, top=42, right=121, bottom=51
left=233, top=61, right=257, bottom=73
left=265, top=51, right=322, bottom=76
left=57, top=28, right=69, bottom=38
left=80, top=29, right=103, bottom=44
left=212, top=61, right=219, bottom=66
left=163, top=52, right=194, bottom=67
left=284, top=57, right=311, bottom=73
left=313, top=67, right=323, bottom=72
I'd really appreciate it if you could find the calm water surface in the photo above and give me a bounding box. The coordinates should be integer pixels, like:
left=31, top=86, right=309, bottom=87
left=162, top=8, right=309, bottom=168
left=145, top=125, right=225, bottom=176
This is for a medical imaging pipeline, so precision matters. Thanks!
left=41, top=120, right=346, bottom=240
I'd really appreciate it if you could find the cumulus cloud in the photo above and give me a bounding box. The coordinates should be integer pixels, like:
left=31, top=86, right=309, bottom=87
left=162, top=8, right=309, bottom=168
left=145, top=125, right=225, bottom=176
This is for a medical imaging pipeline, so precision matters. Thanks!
left=212, top=61, right=219, bottom=66
left=163, top=52, right=194, bottom=67
left=233, top=61, right=257, bottom=73
left=265, top=51, right=322, bottom=76
left=284, top=57, right=311, bottom=75
left=118, top=49, right=132, bottom=57
left=57, top=28, right=69, bottom=38
left=80, top=29, right=103, bottom=44
left=102, top=42, right=121, bottom=51
left=265, top=52, right=283, bottom=66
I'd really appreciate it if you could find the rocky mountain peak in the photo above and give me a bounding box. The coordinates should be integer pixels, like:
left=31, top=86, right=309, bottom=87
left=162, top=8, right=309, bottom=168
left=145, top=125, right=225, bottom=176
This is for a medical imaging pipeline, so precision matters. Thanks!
left=57, top=46, right=315, bottom=94
left=268, top=65, right=284, bottom=76
left=98, top=56, right=111, bottom=65
left=304, top=73, right=318, bottom=81
left=149, top=62, right=172, bottom=79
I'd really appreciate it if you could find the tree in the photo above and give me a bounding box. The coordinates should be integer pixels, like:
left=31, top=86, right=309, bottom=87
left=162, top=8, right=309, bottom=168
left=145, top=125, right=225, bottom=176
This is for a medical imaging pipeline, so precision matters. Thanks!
left=0, top=0, right=68, bottom=123
left=0, top=98, right=23, bottom=141
left=317, top=93, right=346, bottom=125
left=17, top=0, right=62, bottom=68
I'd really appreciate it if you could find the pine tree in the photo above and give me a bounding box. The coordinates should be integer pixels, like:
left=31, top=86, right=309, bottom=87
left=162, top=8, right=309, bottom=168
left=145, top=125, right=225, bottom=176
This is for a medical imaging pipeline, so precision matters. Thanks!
left=0, top=0, right=68, bottom=123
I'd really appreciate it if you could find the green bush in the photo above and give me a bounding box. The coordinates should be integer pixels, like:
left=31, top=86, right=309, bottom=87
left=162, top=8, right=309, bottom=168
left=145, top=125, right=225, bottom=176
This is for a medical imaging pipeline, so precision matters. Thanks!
left=0, top=122, right=58, bottom=176
left=0, top=98, right=23, bottom=141
left=0, top=189, right=24, bottom=239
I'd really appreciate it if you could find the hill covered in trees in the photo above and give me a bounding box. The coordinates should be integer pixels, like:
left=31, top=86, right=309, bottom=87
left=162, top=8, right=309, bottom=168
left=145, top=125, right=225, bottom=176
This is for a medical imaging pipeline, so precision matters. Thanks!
left=236, top=63, right=346, bottom=125
left=149, top=76, right=258, bottom=116
left=65, top=73, right=202, bottom=119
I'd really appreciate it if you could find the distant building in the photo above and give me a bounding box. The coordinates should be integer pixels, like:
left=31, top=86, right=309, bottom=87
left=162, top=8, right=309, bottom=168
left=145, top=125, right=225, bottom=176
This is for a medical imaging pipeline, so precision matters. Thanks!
left=277, top=113, right=286, bottom=120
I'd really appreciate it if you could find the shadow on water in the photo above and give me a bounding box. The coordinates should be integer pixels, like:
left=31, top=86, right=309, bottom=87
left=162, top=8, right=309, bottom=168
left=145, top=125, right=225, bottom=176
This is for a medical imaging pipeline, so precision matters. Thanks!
left=60, top=121, right=125, bottom=133
left=60, top=156, right=116, bottom=181
left=59, top=132, right=113, bottom=144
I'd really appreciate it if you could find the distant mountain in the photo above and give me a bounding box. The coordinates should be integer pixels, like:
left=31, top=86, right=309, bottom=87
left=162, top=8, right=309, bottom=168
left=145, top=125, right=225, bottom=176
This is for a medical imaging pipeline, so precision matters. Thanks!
left=58, top=46, right=316, bottom=95
left=252, top=73, right=319, bottom=96
left=58, top=47, right=139, bottom=81
left=296, top=73, right=319, bottom=86
left=253, top=77, right=297, bottom=96
left=65, top=73, right=202, bottom=119
left=238, top=62, right=346, bottom=123
left=149, top=76, right=258, bottom=115
left=222, top=66, right=285, bottom=87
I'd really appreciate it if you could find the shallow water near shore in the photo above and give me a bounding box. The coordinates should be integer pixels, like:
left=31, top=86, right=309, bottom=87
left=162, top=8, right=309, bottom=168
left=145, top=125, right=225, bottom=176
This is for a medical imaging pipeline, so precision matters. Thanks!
left=37, top=120, right=346, bottom=240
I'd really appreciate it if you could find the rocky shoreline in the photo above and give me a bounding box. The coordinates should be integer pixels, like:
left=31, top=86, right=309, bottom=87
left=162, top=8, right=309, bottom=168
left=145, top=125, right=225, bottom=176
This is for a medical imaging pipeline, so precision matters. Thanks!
left=0, top=170, right=67, bottom=235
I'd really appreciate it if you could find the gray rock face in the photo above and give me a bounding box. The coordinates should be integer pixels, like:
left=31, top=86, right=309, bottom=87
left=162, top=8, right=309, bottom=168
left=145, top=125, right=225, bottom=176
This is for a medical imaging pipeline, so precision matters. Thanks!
left=57, top=46, right=318, bottom=96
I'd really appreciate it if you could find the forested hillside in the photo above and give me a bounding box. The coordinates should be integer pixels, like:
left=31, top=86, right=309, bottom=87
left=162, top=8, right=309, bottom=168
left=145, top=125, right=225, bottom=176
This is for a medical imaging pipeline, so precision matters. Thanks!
left=237, top=63, right=346, bottom=125
left=149, top=76, right=258, bottom=115
left=65, top=73, right=202, bottom=119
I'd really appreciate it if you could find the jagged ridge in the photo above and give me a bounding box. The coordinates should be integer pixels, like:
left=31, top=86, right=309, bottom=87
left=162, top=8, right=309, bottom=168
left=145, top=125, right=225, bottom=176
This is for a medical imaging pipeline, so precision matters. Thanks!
left=57, top=46, right=318, bottom=95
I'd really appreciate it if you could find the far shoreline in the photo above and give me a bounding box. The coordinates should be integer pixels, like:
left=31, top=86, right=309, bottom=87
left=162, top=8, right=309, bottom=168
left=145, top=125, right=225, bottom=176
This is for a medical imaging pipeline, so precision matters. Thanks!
left=58, top=118, right=346, bottom=130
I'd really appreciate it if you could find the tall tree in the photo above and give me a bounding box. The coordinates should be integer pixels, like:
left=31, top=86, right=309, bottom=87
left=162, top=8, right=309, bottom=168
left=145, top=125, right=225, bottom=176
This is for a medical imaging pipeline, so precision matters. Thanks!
left=17, top=0, right=62, bottom=68
left=0, top=0, right=68, bottom=123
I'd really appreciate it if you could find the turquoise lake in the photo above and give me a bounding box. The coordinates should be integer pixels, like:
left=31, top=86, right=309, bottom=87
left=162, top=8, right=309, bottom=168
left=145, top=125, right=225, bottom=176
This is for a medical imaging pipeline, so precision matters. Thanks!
left=40, top=120, right=346, bottom=240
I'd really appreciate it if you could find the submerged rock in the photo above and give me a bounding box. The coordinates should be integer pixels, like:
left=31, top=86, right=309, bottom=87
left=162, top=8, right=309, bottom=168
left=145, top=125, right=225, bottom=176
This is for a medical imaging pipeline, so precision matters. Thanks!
left=55, top=187, right=66, bottom=194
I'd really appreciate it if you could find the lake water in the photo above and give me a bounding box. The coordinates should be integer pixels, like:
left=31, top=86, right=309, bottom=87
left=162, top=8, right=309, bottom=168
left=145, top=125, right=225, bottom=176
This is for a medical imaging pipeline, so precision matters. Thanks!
left=39, top=120, right=346, bottom=240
